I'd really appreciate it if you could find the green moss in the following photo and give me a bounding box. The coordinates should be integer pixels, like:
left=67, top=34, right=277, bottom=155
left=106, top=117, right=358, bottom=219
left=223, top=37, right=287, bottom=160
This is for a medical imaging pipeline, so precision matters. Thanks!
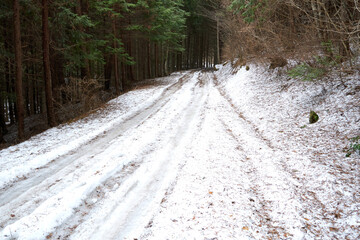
left=309, top=111, right=319, bottom=124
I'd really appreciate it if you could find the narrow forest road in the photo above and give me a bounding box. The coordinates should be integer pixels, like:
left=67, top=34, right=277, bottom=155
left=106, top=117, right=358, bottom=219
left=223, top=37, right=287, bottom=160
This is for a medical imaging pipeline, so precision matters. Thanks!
left=0, top=67, right=359, bottom=240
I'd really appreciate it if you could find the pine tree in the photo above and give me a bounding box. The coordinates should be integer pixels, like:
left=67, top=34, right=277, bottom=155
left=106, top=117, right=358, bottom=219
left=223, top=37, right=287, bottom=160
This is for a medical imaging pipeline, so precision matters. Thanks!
left=42, top=0, right=56, bottom=127
left=13, top=0, right=25, bottom=139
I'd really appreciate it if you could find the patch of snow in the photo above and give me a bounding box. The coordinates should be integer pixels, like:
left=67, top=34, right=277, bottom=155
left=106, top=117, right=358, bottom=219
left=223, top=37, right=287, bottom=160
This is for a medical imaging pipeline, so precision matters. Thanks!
left=0, top=63, right=359, bottom=240
left=0, top=72, right=187, bottom=190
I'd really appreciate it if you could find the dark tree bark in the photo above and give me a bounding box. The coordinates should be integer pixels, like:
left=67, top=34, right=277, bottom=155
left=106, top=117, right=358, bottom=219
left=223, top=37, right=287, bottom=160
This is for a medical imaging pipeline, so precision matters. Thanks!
left=13, top=0, right=25, bottom=140
left=42, top=0, right=56, bottom=127
left=0, top=74, right=8, bottom=137
left=126, top=18, right=135, bottom=82
left=0, top=75, right=4, bottom=144
left=2, top=37, right=9, bottom=135
left=50, top=48, right=65, bottom=96
left=6, top=65, right=15, bottom=125
left=76, top=0, right=90, bottom=79
left=112, top=17, right=120, bottom=94
left=0, top=125, right=4, bottom=143
left=0, top=93, right=7, bottom=141
left=104, top=54, right=112, bottom=90
left=199, top=33, right=204, bottom=67
left=154, top=43, right=158, bottom=77
left=216, top=16, right=220, bottom=65
left=147, top=40, right=151, bottom=78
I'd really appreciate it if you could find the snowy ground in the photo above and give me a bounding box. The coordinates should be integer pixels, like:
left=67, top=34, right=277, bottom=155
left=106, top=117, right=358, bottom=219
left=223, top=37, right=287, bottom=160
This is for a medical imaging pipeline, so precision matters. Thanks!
left=0, top=63, right=359, bottom=239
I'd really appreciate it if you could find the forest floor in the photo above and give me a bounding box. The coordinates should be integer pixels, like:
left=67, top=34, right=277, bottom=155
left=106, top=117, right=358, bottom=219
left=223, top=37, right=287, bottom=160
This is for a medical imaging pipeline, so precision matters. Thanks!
left=0, top=62, right=359, bottom=240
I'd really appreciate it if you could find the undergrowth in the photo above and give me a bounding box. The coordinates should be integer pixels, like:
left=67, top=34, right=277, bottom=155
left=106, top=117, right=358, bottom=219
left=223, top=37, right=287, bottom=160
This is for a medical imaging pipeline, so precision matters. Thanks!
left=288, top=41, right=344, bottom=81
left=346, top=136, right=360, bottom=157
left=288, top=63, right=326, bottom=81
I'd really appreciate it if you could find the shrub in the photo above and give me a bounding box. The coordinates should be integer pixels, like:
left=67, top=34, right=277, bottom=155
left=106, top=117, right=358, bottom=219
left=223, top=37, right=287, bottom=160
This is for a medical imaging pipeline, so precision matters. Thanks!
left=309, top=111, right=319, bottom=124
left=287, top=63, right=326, bottom=81
left=55, top=77, right=108, bottom=123
left=346, top=136, right=360, bottom=157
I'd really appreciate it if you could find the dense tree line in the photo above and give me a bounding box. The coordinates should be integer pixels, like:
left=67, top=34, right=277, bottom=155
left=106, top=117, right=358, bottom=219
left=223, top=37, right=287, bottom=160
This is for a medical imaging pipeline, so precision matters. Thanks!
left=221, top=0, right=360, bottom=64
left=0, top=0, right=221, bottom=143
left=3, top=0, right=357, bottom=144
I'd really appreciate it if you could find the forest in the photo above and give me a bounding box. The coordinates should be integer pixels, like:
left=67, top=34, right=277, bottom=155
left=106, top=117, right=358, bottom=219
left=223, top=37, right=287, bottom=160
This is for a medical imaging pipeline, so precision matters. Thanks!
left=1, top=0, right=359, bottom=145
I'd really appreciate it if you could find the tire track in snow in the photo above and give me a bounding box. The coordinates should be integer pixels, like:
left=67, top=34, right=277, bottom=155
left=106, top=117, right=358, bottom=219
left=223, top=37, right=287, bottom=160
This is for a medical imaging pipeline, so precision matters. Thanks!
left=0, top=72, right=195, bottom=239
left=49, top=74, right=204, bottom=239
left=218, top=117, right=300, bottom=239
left=211, top=77, right=305, bottom=239
left=0, top=71, right=207, bottom=240
left=143, top=71, right=282, bottom=239
left=64, top=71, right=208, bottom=240
left=213, top=72, right=359, bottom=239
left=143, top=81, right=211, bottom=235
left=0, top=72, right=191, bottom=198
left=49, top=161, right=142, bottom=240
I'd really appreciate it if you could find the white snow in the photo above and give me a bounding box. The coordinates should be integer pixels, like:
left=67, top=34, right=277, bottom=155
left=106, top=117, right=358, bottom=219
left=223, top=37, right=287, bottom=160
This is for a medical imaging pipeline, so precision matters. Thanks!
left=0, top=72, right=187, bottom=190
left=0, top=62, right=359, bottom=240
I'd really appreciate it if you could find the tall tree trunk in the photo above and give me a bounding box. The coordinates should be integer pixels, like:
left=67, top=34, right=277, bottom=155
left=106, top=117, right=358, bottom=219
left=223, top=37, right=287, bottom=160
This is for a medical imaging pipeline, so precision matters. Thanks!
left=13, top=0, right=25, bottom=140
left=135, top=39, right=139, bottom=81
left=164, top=46, right=169, bottom=76
left=112, top=17, right=120, bottom=94
left=0, top=73, right=8, bottom=137
left=29, top=73, right=35, bottom=115
left=154, top=43, right=158, bottom=77
left=0, top=130, right=4, bottom=144
left=216, top=16, right=220, bottom=65
left=121, top=62, right=125, bottom=89
left=50, top=48, right=65, bottom=103
left=42, top=0, right=56, bottom=127
left=0, top=90, right=7, bottom=141
left=187, top=33, right=191, bottom=68
left=6, top=59, right=15, bottom=124
left=0, top=70, right=4, bottom=143
left=206, top=32, right=210, bottom=68
left=339, top=1, right=351, bottom=59
left=147, top=40, right=151, bottom=78
left=199, top=33, right=204, bottom=67
left=76, top=0, right=90, bottom=79
left=104, top=54, right=112, bottom=90
left=0, top=121, right=4, bottom=143
left=2, top=31, right=10, bottom=134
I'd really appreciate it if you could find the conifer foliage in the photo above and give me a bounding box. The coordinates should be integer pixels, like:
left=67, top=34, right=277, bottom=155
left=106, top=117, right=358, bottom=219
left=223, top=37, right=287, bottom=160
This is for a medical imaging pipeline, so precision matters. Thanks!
left=0, top=0, right=220, bottom=142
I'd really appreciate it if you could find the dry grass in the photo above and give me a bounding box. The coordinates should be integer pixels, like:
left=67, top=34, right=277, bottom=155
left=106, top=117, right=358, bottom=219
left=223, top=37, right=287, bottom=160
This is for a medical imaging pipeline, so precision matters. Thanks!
left=55, top=77, right=112, bottom=123
left=220, top=0, right=360, bottom=65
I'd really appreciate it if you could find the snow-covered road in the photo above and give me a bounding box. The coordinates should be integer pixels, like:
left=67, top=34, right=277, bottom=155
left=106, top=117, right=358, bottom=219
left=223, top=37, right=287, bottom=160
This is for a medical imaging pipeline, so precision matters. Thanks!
left=0, top=65, right=359, bottom=240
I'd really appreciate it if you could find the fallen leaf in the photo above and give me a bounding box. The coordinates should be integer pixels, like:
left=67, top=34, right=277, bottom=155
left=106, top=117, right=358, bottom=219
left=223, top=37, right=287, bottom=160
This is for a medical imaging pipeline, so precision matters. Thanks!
left=304, top=218, right=309, bottom=221
left=209, top=191, right=213, bottom=195
left=242, top=226, right=249, bottom=231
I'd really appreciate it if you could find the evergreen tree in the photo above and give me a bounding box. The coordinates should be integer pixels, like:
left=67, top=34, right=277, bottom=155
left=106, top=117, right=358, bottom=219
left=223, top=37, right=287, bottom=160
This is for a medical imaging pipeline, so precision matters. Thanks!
left=42, top=0, right=57, bottom=127
left=0, top=0, right=221, bottom=144
left=13, top=0, right=25, bottom=139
